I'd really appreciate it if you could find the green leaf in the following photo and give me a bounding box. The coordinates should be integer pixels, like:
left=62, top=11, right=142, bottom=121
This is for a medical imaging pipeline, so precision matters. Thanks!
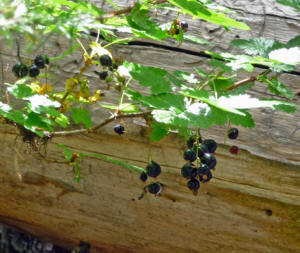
left=231, top=37, right=284, bottom=57
left=82, top=152, right=145, bottom=173
left=100, top=103, right=140, bottom=113
left=227, top=110, right=255, bottom=128
left=181, top=88, right=246, bottom=115
left=26, top=94, right=61, bottom=113
left=184, top=103, right=228, bottom=128
left=173, top=70, right=199, bottom=84
left=276, top=0, right=300, bottom=11
left=194, top=67, right=208, bottom=77
left=210, top=59, right=233, bottom=72
left=151, top=121, right=169, bottom=141
left=152, top=110, right=188, bottom=128
left=71, top=107, right=92, bottom=128
left=210, top=77, right=234, bottom=92
left=126, top=3, right=168, bottom=40
left=260, top=99, right=297, bottom=113
left=57, top=144, right=73, bottom=161
left=125, top=62, right=172, bottom=94
left=217, top=94, right=297, bottom=111
left=25, top=112, right=54, bottom=132
left=287, top=35, right=300, bottom=48
left=184, top=34, right=210, bottom=45
left=8, top=84, right=33, bottom=98
left=55, top=114, right=70, bottom=128
left=167, top=0, right=250, bottom=30
left=259, top=76, right=294, bottom=100
left=138, top=93, right=186, bottom=113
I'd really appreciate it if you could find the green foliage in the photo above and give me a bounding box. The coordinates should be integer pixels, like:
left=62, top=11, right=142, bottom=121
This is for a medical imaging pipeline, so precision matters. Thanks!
left=276, top=0, right=300, bottom=11
left=0, top=0, right=298, bottom=181
left=71, top=107, right=92, bottom=128
left=167, top=0, right=250, bottom=30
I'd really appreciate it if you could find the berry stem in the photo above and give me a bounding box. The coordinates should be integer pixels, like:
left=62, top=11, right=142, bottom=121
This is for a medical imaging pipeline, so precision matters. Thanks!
left=225, top=69, right=271, bottom=91
left=118, top=77, right=132, bottom=111
left=50, top=111, right=152, bottom=136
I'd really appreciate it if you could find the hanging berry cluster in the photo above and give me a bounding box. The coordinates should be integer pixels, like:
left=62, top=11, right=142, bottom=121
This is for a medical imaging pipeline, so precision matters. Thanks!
left=12, top=55, right=49, bottom=78
left=181, top=135, right=217, bottom=193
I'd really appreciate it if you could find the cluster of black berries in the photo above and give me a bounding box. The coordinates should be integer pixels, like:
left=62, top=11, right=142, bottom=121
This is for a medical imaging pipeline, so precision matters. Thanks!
left=12, top=54, right=49, bottom=78
left=139, top=161, right=163, bottom=195
left=227, top=127, right=239, bottom=155
left=181, top=136, right=217, bottom=193
left=96, top=54, right=123, bottom=91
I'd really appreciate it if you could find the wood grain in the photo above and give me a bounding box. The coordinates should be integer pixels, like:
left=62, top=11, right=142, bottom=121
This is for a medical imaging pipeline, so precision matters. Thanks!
left=0, top=124, right=299, bottom=252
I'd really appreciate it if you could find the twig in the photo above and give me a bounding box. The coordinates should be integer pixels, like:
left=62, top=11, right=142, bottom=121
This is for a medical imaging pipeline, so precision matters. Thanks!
left=226, top=69, right=271, bottom=91
left=99, top=0, right=168, bottom=20
left=51, top=111, right=151, bottom=137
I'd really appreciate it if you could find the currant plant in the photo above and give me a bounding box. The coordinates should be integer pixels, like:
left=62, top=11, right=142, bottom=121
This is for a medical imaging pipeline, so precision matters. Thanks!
left=0, top=0, right=299, bottom=191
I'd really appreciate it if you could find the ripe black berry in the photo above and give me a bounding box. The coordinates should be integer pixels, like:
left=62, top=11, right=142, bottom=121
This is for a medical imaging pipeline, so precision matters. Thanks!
left=148, top=182, right=162, bottom=194
left=99, top=71, right=108, bottom=80
left=187, top=178, right=200, bottom=191
left=100, top=55, right=113, bottom=67
left=197, top=164, right=209, bottom=175
left=187, top=136, right=195, bottom=149
left=114, top=124, right=125, bottom=135
left=230, top=145, right=239, bottom=155
left=203, top=139, right=217, bottom=153
left=140, top=172, right=148, bottom=182
left=201, top=153, right=217, bottom=170
left=194, top=143, right=209, bottom=159
left=187, top=135, right=202, bottom=149
left=146, top=160, right=161, bottom=178
left=183, top=149, right=197, bottom=162
left=12, top=63, right=28, bottom=78
left=228, top=128, right=239, bottom=139
left=181, top=21, right=188, bottom=31
left=181, top=163, right=197, bottom=179
left=34, top=54, right=49, bottom=69
left=29, top=65, right=40, bottom=77
left=198, top=167, right=212, bottom=183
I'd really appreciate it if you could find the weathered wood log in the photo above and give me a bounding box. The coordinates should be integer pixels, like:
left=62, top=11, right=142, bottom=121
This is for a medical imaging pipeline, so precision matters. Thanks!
left=0, top=0, right=300, bottom=252
left=0, top=123, right=299, bottom=252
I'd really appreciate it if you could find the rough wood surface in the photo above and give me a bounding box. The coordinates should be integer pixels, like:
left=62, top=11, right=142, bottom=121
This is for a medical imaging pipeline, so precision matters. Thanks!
left=0, top=124, right=299, bottom=253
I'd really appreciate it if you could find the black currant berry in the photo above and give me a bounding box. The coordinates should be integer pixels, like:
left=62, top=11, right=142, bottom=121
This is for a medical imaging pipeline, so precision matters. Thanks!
left=197, top=163, right=209, bottom=175
left=203, top=139, right=217, bottom=153
left=100, top=55, right=113, bottom=67
left=201, top=153, right=217, bottom=170
left=146, top=160, right=161, bottom=178
left=99, top=71, right=108, bottom=80
left=228, top=128, right=239, bottom=140
left=29, top=65, right=40, bottom=77
left=12, top=63, right=28, bottom=78
left=187, top=136, right=195, bottom=149
left=187, top=135, right=202, bottom=149
left=175, top=28, right=180, bottom=35
left=140, top=172, right=148, bottom=182
left=194, top=143, right=209, bottom=159
left=183, top=149, right=197, bottom=162
left=34, top=54, right=49, bottom=69
left=181, top=21, right=188, bottom=31
left=114, top=124, right=125, bottom=135
left=187, top=178, right=200, bottom=191
left=148, top=182, right=162, bottom=194
left=198, top=167, right=212, bottom=183
left=181, top=163, right=197, bottom=179
left=230, top=145, right=239, bottom=155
